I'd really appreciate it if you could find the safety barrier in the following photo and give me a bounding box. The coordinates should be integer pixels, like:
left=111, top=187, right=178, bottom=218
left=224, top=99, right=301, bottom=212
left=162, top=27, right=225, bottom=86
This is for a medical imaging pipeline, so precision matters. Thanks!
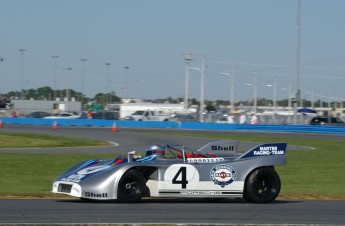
left=1, top=118, right=345, bottom=134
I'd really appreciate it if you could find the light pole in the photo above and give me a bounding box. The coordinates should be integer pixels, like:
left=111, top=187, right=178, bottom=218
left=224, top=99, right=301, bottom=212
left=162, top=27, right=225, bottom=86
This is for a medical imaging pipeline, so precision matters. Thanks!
left=124, top=66, right=130, bottom=99
left=181, top=53, right=192, bottom=112
left=320, top=94, right=323, bottom=109
left=19, top=49, right=26, bottom=100
left=189, top=64, right=204, bottom=122
left=316, top=92, right=324, bottom=109
left=244, top=74, right=258, bottom=114
left=315, top=94, right=321, bottom=109
left=80, top=59, right=87, bottom=104
left=105, top=63, right=111, bottom=105
left=66, top=67, right=72, bottom=101
left=281, top=83, right=292, bottom=110
left=221, top=63, right=236, bottom=114
left=221, top=73, right=231, bottom=100
left=266, top=78, right=277, bottom=123
left=281, top=88, right=292, bottom=110
left=251, top=73, right=258, bottom=114
left=327, top=94, right=332, bottom=116
left=311, top=89, right=315, bottom=108
left=230, top=64, right=236, bottom=113
left=293, top=0, right=302, bottom=124
left=305, top=89, right=315, bottom=108
left=339, top=98, right=344, bottom=109
left=265, top=78, right=277, bottom=113
left=281, top=84, right=292, bottom=123
left=200, top=56, right=205, bottom=122
left=52, top=55, right=59, bottom=100
left=0, top=56, right=3, bottom=97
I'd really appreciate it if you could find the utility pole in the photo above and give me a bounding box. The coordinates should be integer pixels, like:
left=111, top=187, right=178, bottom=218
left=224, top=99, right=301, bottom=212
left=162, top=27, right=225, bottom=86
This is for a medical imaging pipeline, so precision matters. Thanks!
left=293, top=0, right=302, bottom=124
left=124, top=66, right=130, bottom=99
left=105, top=63, right=111, bottom=105
left=52, top=55, right=59, bottom=100
left=231, top=63, right=236, bottom=113
left=288, top=83, right=292, bottom=109
left=273, top=78, right=277, bottom=112
left=311, top=88, right=315, bottom=109
left=181, top=52, right=193, bottom=112
left=199, top=56, right=205, bottom=122
left=221, top=64, right=236, bottom=114
left=272, top=78, right=277, bottom=123
left=253, top=73, right=258, bottom=114
left=0, top=56, right=3, bottom=97
left=66, top=68, right=72, bottom=101
left=80, top=59, right=87, bottom=104
left=19, top=49, right=26, bottom=100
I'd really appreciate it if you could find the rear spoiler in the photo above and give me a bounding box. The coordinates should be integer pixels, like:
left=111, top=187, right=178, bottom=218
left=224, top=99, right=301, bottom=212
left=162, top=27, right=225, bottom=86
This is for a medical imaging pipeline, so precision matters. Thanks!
left=237, top=143, right=287, bottom=159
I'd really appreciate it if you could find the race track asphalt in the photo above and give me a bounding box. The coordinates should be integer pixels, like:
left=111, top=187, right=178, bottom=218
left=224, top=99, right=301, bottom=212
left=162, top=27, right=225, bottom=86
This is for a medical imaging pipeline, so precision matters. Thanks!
left=1, top=124, right=344, bottom=225
left=0, top=198, right=344, bottom=224
left=0, top=124, right=315, bottom=153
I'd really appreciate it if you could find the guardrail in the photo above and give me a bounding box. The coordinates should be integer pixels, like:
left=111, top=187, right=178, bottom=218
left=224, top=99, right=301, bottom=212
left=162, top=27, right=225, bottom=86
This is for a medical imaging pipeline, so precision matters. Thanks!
left=1, top=118, right=345, bottom=134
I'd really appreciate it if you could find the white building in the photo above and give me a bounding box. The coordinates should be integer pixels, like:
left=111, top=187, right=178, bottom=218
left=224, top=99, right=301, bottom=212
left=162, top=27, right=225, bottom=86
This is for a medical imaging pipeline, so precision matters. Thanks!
left=113, top=103, right=185, bottom=119
left=11, top=99, right=82, bottom=115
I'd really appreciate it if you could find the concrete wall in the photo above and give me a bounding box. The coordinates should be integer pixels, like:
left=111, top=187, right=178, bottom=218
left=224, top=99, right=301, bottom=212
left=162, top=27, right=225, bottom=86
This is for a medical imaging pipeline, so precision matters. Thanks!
left=1, top=118, right=344, bottom=134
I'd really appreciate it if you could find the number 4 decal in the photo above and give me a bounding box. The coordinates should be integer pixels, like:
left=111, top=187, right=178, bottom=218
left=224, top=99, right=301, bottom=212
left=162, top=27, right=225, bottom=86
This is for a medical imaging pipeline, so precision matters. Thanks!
left=164, top=164, right=199, bottom=190
left=172, top=167, right=188, bottom=189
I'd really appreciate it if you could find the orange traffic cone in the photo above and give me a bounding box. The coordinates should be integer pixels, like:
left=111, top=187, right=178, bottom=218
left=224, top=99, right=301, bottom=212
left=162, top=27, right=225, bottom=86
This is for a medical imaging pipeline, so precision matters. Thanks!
left=52, top=120, right=58, bottom=130
left=0, top=119, right=3, bottom=128
left=112, top=122, right=117, bottom=133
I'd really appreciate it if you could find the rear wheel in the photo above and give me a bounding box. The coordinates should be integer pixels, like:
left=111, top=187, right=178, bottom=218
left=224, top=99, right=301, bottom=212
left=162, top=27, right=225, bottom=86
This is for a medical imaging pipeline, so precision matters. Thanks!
left=243, top=167, right=281, bottom=203
left=117, top=169, right=146, bottom=203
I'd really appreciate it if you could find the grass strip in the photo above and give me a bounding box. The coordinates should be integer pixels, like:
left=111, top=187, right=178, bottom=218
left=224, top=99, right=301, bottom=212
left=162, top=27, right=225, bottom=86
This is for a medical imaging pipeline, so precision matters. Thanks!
left=0, top=153, right=115, bottom=196
left=0, top=131, right=344, bottom=199
left=0, top=132, right=110, bottom=148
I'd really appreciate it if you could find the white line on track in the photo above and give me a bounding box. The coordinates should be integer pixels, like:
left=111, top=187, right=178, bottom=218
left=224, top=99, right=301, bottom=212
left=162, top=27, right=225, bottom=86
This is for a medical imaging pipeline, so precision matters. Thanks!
left=107, top=141, right=120, bottom=146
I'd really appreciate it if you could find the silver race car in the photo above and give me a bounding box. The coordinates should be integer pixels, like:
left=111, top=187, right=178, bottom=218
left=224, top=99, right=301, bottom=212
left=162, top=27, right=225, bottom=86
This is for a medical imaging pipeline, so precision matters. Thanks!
left=52, top=140, right=287, bottom=203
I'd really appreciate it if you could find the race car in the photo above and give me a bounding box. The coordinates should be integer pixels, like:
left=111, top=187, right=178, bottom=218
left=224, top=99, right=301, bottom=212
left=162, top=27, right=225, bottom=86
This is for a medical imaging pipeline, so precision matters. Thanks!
left=52, top=140, right=287, bottom=203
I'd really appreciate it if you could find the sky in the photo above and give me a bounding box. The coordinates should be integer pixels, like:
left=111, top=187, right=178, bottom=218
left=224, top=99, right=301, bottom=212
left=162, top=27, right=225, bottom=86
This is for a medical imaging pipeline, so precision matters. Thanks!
left=1, top=0, right=345, bottom=103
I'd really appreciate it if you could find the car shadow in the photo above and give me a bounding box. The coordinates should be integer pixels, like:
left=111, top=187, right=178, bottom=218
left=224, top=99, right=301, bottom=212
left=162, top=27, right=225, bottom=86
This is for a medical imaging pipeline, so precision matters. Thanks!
left=56, top=197, right=300, bottom=204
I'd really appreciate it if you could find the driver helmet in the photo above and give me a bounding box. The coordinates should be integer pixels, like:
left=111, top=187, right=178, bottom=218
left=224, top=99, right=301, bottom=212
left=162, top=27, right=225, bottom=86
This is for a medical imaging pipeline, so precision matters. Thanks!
left=146, top=144, right=165, bottom=157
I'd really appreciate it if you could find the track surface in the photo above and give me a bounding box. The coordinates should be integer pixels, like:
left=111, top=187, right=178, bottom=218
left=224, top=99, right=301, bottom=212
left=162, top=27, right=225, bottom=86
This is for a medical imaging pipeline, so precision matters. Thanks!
left=1, top=198, right=344, bottom=225
left=0, top=125, right=316, bottom=153
left=1, top=124, right=345, bottom=225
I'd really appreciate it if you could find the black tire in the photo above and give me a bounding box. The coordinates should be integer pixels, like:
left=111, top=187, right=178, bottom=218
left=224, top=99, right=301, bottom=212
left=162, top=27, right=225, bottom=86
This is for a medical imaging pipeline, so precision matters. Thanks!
left=243, top=167, right=281, bottom=203
left=117, top=169, right=146, bottom=203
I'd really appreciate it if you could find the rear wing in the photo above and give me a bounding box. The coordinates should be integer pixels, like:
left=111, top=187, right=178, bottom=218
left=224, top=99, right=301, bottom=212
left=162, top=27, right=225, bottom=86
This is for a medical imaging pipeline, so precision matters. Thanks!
left=237, top=143, right=287, bottom=160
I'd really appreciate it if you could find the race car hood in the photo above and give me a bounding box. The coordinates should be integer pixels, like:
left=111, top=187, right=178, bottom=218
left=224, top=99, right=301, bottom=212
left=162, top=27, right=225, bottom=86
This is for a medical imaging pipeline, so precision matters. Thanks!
left=54, top=157, right=126, bottom=184
left=54, top=155, right=157, bottom=184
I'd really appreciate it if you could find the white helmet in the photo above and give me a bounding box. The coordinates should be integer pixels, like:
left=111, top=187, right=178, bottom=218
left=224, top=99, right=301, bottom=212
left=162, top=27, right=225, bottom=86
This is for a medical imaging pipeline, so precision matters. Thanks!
left=146, top=145, right=165, bottom=157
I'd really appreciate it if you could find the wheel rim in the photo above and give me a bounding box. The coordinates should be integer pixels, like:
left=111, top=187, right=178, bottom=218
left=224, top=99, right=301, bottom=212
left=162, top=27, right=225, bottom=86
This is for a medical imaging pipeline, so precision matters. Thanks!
left=253, top=173, right=277, bottom=198
left=121, top=175, right=143, bottom=199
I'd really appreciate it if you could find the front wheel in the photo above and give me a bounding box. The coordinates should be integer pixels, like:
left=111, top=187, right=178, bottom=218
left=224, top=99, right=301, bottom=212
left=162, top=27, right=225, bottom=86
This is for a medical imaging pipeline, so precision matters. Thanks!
left=243, top=167, right=281, bottom=203
left=117, top=169, right=146, bottom=203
